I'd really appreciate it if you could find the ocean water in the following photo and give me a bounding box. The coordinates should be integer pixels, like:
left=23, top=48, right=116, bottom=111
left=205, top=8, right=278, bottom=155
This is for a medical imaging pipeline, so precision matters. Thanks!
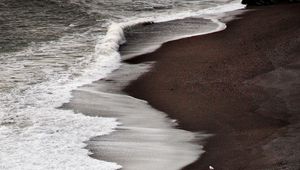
left=0, top=0, right=244, bottom=169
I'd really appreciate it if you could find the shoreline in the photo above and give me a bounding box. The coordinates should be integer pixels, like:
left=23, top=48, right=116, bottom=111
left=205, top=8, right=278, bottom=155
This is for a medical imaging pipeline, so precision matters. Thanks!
left=62, top=6, right=245, bottom=170
left=64, top=62, right=204, bottom=170
left=124, top=3, right=300, bottom=170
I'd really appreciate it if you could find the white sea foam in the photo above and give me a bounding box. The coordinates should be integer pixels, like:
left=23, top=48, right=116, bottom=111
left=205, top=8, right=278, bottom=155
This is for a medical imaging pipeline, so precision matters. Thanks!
left=104, top=0, right=245, bottom=46
left=0, top=22, right=125, bottom=170
left=0, top=0, right=245, bottom=169
left=0, top=108, right=120, bottom=170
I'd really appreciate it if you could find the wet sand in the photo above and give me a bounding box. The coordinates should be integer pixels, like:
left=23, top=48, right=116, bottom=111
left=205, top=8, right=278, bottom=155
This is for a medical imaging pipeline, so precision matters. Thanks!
left=63, top=62, right=204, bottom=170
left=124, top=3, right=300, bottom=170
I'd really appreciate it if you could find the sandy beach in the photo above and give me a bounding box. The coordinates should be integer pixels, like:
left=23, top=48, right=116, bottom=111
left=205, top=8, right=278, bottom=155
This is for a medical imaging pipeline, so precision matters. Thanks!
left=124, top=3, right=300, bottom=170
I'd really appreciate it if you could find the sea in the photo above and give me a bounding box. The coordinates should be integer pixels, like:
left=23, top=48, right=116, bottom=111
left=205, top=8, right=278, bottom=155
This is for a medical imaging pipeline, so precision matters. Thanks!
left=0, top=0, right=244, bottom=169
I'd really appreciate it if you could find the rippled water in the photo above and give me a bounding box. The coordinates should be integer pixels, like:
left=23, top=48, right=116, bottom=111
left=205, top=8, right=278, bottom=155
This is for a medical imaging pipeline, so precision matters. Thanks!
left=0, top=0, right=239, bottom=91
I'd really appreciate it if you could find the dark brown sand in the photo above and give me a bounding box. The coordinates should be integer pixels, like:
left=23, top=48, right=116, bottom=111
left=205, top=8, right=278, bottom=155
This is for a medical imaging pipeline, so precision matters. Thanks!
left=124, top=3, right=300, bottom=170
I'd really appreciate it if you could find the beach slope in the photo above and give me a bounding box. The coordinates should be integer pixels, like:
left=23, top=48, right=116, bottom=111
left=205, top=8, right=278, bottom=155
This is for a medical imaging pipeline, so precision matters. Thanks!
left=125, top=3, right=300, bottom=170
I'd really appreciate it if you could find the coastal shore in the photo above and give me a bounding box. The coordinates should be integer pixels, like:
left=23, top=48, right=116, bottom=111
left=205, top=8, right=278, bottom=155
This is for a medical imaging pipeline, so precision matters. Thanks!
left=124, top=3, right=300, bottom=170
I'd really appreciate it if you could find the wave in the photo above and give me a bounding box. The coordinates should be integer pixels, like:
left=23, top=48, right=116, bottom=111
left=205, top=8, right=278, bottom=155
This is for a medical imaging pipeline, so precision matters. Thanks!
left=0, top=30, right=122, bottom=169
left=0, top=16, right=124, bottom=170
